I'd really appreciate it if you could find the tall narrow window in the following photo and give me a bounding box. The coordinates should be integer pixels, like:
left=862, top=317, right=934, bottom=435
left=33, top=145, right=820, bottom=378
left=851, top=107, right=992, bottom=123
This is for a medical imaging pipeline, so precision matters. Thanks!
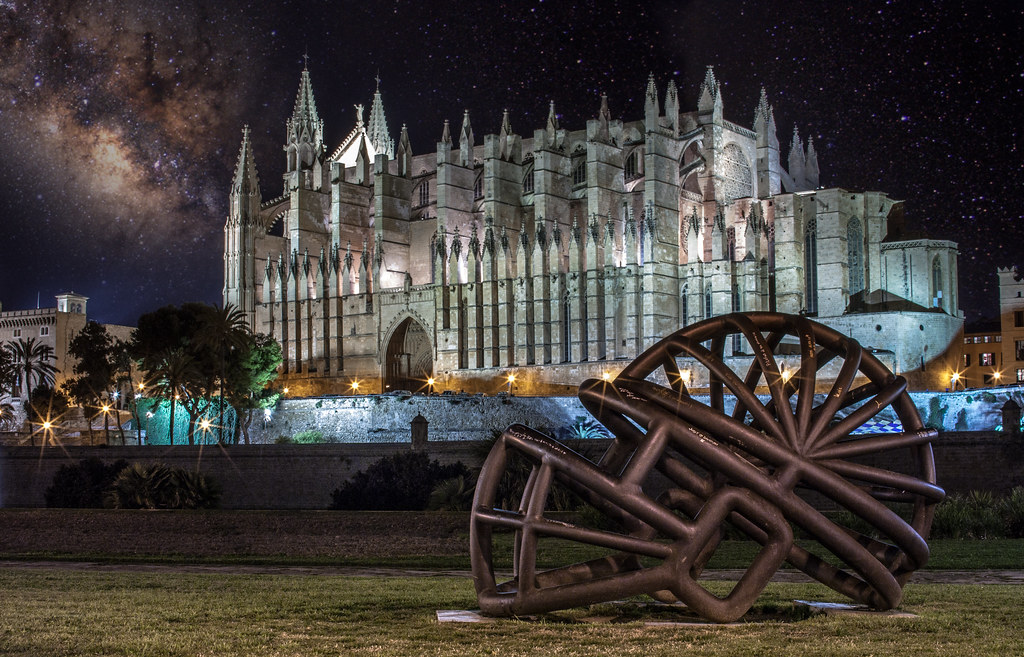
left=804, top=218, right=818, bottom=315
left=474, top=176, right=483, bottom=200
left=624, top=151, right=639, bottom=179
left=572, top=161, right=586, bottom=186
left=523, top=164, right=534, bottom=193
left=704, top=285, right=713, bottom=320
left=932, top=257, right=944, bottom=311
left=418, top=182, right=429, bottom=207
left=847, top=217, right=864, bottom=296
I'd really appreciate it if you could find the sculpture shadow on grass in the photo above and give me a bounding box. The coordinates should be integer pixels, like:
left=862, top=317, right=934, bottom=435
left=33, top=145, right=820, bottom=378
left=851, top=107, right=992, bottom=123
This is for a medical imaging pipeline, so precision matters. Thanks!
left=470, top=312, right=944, bottom=623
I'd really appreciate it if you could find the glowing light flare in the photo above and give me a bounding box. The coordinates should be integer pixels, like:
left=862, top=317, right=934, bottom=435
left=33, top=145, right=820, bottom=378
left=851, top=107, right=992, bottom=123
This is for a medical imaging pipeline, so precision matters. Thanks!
left=602, top=371, right=611, bottom=381
left=350, top=380, right=360, bottom=392
left=199, top=419, right=212, bottom=432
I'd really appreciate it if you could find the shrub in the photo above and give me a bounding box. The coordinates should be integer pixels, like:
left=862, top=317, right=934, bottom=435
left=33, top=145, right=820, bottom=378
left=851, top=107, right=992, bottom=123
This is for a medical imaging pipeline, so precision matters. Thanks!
left=932, top=490, right=1007, bottom=539
left=428, top=475, right=475, bottom=511
left=1000, top=487, right=1024, bottom=538
left=331, top=451, right=471, bottom=510
left=45, top=458, right=129, bottom=508
left=293, top=430, right=327, bottom=444
left=106, top=463, right=221, bottom=509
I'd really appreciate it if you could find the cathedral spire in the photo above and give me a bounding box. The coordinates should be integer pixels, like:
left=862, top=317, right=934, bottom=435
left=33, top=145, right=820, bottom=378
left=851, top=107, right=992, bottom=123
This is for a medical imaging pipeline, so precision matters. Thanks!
left=232, top=125, right=260, bottom=198
left=459, top=109, right=474, bottom=167
left=440, top=119, right=452, bottom=145
left=644, top=73, right=659, bottom=126
left=396, top=123, right=412, bottom=177
left=288, top=66, right=323, bottom=149
left=545, top=100, right=559, bottom=148
left=499, top=108, right=512, bottom=160
left=367, top=77, right=394, bottom=159
left=596, top=93, right=611, bottom=141
left=805, top=135, right=819, bottom=188
left=789, top=125, right=806, bottom=189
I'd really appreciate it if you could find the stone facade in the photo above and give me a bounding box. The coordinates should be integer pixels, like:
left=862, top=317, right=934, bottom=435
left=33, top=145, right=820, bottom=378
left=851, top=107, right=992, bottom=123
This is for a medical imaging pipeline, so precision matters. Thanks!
left=223, top=66, right=962, bottom=394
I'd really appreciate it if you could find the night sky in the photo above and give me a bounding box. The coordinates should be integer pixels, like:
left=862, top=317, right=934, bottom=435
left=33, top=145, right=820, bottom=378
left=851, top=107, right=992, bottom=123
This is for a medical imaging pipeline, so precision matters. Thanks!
left=1, top=1, right=1021, bottom=327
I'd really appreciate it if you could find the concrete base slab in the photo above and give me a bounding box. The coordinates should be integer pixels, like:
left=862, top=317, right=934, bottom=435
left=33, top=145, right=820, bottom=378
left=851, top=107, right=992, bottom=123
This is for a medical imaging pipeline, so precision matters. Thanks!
left=794, top=600, right=918, bottom=618
left=437, top=609, right=745, bottom=627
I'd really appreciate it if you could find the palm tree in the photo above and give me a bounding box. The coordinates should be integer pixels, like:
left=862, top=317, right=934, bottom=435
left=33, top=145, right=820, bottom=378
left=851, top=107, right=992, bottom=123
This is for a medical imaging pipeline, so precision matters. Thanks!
left=149, top=348, right=200, bottom=445
left=6, top=337, right=57, bottom=407
left=194, top=304, right=251, bottom=443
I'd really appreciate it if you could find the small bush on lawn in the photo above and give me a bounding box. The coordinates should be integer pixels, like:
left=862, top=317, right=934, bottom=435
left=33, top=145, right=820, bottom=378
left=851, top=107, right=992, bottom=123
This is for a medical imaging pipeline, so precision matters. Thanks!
left=331, top=451, right=471, bottom=510
left=931, top=488, right=1024, bottom=539
left=428, top=474, right=475, bottom=511
left=45, top=458, right=129, bottom=508
left=106, top=463, right=221, bottom=510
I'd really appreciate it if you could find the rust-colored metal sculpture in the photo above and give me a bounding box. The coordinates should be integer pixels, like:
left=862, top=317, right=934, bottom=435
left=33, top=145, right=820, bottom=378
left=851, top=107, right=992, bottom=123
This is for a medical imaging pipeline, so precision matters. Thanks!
left=470, top=312, right=944, bottom=622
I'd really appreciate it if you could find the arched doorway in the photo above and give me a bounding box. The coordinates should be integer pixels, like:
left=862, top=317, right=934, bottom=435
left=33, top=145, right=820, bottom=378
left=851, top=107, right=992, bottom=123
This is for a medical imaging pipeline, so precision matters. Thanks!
left=384, top=317, right=433, bottom=392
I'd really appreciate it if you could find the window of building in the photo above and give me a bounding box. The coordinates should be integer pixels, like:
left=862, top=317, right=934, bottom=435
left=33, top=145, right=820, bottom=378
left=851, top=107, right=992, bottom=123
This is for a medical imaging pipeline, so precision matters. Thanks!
left=1015, top=310, right=1024, bottom=327
left=1017, top=368, right=1024, bottom=383
left=418, top=182, right=429, bottom=207
left=983, top=335, right=991, bottom=343
left=13, top=328, right=21, bottom=338
left=963, top=337, right=971, bottom=344
left=704, top=286, right=712, bottom=320
left=847, top=217, right=864, bottom=296
left=932, top=256, right=944, bottom=311
left=963, top=353, right=971, bottom=368
left=40, top=326, right=49, bottom=337
left=980, top=352, right=995, bottom=366
left=1016, top=340, right=1024, bottom=361
left=974, top=336, right=982, bottom=343
left=996, top=335, right=1002, bottom=342
left=473, top=176, right=483, bottom=200
left=624, top=151, right=639, bottom=179
left=804, top=218, right=818, bottom=315
left=572, top=161, right=586, bottom=187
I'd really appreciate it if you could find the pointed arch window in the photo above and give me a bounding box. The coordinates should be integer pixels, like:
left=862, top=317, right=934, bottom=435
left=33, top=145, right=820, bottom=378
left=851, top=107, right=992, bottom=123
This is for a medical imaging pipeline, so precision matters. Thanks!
left=847, top=217, right=864, bottom=296
left=704, top=284, right=713, bottom=320
left=804, top=218, right=818, bottom=315
left=624, top=150, right=640, bottom=180
left=523, top=164, right=534, bottom=194
left=418, top=181, right=430, bottom=207
left=572, top=160, right=586, bottom=187
left=932, top=256, right=945, bottom=311
left=474, top=175, right=483, bottom=200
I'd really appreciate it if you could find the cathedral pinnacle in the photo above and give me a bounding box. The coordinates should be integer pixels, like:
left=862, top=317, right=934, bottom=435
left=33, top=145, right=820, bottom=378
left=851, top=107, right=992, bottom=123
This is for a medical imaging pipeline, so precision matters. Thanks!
left=645, top=73, right=659, bottom=111
left=441, top=119, right=452, bottom=145
left=232, top=125, right=260, bottom=197
left=288, top=66, right=323, bottom=148
left=545, top=101, right=559, bottom=147
left=367, top=79, right=395, bottom=159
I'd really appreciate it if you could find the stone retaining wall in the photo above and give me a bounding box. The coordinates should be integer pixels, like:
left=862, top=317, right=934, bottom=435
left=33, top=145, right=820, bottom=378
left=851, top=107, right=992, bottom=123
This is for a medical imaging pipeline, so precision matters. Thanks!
left=1, top=432, right=1021, bottom=510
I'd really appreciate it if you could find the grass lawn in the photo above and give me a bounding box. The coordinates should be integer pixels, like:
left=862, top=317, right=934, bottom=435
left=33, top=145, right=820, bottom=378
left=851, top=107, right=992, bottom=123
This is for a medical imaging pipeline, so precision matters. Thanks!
left=1, top=569, right=1022, bottom=657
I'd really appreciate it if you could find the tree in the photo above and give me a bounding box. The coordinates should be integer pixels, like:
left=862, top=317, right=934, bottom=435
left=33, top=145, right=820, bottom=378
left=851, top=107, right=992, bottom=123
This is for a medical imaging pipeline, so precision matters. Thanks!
left=5, top=337, right=57, bottom=408
left=193, top=304, right=251, bottom=443
left=63, top=322, right=116, bottom=443
left=26, top=384, right=70, bottom=445
left=0, top=347, right=17, bottom=397
left=224, top=333, right=282, bottom=444
left=148, top=348, right=200, bottom=445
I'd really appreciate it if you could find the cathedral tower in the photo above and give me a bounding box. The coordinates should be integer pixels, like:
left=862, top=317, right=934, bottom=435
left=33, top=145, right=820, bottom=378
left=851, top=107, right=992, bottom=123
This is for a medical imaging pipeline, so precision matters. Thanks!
left=223, top=125, right=261, bottom=324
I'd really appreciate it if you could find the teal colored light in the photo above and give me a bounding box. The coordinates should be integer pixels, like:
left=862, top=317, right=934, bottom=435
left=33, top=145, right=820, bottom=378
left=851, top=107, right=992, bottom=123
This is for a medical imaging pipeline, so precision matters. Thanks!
left=134, top=397, right=238, bottom=445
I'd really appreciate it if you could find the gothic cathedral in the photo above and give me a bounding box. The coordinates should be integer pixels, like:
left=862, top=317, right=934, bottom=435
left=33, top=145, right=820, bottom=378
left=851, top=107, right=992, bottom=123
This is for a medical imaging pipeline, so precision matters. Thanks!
left=223, top=66, right=962, bottom=394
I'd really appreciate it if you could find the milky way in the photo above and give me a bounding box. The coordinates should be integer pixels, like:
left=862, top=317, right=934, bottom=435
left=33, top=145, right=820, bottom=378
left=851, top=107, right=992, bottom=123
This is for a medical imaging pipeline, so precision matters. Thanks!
left=0, top=0, right=1021, bottom=326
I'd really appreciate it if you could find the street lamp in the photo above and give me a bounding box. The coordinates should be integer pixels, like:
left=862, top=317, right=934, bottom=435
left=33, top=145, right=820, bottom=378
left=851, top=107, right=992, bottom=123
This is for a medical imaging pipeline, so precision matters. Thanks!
left=506, top=373, right=516, bottom=395
left=426, top=377, right=435, bottom=395
left=350, top=380, right=360, bottom=394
